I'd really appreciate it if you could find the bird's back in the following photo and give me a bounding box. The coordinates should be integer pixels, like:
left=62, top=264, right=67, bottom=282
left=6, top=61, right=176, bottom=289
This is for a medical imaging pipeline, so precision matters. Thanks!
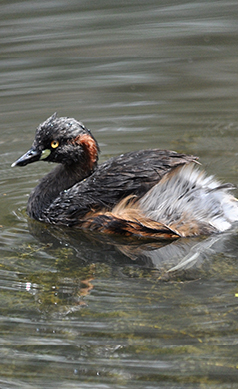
left=41, top=149, right=197, bottom=226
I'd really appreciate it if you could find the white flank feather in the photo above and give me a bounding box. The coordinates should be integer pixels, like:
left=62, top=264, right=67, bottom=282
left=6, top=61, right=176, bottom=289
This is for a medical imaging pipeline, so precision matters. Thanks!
left=139, top=164, right=238, bottom=236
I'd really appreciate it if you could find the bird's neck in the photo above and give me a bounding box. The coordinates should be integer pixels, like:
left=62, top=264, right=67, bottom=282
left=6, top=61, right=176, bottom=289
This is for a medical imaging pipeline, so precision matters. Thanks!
left=27, top=163, right=93, bottom=220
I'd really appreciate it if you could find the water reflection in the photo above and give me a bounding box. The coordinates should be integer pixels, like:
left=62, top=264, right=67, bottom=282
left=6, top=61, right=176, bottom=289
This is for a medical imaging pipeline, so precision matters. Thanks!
left=20, top=218, right=238, bottom=316
left=1, top=218, right=238, bottom=387
left=28, top=218, right=237, bottom=272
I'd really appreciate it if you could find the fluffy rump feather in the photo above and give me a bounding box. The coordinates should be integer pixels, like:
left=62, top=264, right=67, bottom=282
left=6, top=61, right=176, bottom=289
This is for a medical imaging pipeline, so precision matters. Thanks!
left=82, top=163, right=238, bottom=238
left=138, top=163, right=238, bottom=236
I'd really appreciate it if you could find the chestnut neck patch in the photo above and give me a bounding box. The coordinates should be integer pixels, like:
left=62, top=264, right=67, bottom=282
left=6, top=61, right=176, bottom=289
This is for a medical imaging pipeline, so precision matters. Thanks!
left=74, top=134, right=98, bottom=170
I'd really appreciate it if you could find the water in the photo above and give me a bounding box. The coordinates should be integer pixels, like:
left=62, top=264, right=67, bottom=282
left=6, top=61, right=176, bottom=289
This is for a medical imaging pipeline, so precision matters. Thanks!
left=1, top=0, right=238, bottom=387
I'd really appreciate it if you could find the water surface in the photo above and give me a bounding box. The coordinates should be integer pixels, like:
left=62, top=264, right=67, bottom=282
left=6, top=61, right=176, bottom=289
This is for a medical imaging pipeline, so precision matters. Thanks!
left=1, top=1, right=238, bottom=388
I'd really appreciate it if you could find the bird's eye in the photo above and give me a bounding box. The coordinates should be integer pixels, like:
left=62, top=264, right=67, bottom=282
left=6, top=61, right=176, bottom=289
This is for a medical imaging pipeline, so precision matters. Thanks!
left=51, top=140, right=59, bottom=149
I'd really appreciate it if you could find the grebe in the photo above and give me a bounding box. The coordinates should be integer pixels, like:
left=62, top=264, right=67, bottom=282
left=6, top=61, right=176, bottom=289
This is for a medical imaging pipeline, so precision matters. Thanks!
left=12, top=113, right=238, bottom=239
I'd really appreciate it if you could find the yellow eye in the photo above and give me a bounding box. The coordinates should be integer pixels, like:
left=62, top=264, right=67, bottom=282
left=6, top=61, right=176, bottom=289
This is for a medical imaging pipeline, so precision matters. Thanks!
left=51, top=140, right=59, bottom=149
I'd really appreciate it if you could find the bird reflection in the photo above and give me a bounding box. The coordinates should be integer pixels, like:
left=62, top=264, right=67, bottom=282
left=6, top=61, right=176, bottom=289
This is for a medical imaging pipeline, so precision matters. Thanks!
left=23, top=218, right=238, bottom=316
left=27, top=218, right=233, bottom=275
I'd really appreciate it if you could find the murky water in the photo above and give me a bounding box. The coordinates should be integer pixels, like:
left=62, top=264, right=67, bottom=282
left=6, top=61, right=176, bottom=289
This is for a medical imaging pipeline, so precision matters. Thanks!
left=1, top=1, right=238, bottom=387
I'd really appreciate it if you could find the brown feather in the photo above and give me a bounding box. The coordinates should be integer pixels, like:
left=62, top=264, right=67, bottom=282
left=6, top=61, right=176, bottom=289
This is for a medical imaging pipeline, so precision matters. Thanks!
left=79, top=195, right=179, bottom=240
left=73, top=134, right=98, bottom=170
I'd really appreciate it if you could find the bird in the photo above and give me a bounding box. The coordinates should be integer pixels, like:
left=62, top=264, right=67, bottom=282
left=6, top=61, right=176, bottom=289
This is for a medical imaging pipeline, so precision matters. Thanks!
left=12, top=113, right=238, bottom=240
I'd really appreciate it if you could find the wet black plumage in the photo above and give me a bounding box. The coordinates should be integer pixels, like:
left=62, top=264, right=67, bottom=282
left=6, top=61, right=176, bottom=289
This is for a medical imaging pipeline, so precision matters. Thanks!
left=12, top=113, right=238, bottom=239
left=43, top=148, right=197, bottom=226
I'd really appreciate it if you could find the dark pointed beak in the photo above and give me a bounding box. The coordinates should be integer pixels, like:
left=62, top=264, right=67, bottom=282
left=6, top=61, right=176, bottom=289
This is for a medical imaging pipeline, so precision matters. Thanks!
left=11, top=148, right=42, bottom=167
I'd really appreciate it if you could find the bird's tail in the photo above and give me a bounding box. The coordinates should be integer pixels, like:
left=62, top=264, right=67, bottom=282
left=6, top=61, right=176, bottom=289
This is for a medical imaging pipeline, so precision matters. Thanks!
left=81, top=163, right=238, bottom=239
left=138, top=163, right=238, bottom=236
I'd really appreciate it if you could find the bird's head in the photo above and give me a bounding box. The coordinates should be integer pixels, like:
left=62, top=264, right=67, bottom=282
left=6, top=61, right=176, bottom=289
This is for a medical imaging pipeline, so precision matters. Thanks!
left=12, top=113, right=100, bottom=172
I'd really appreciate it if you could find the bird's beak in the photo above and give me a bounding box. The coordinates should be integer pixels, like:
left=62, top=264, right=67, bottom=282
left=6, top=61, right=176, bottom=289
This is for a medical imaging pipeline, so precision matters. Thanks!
left=11, top=147, right=42, bottom=167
